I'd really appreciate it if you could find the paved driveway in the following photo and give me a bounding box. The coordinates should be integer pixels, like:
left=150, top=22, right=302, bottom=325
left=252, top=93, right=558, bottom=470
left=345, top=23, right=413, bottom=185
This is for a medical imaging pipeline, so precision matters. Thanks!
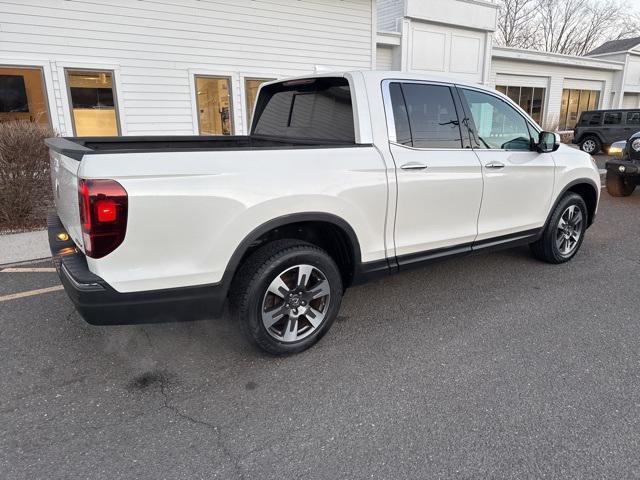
left=2, top=190, right=640, bottom=479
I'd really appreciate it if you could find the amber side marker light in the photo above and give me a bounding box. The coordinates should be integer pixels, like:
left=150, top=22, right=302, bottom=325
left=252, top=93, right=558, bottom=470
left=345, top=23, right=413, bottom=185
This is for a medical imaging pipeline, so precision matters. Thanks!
left=58, top=247, right=76, bottom=256
left=57, top=232, right=69, bottom=242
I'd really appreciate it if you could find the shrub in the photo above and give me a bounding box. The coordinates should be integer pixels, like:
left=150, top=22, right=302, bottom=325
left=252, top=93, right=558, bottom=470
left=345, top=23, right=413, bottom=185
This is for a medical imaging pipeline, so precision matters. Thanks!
left=0, top=121, right=55, bottom=232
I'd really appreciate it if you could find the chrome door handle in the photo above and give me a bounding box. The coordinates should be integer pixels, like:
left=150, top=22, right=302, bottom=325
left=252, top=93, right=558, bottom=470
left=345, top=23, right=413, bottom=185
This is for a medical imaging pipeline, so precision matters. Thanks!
left=401, top=162, right=428, bottom=170
left=485, top=161, right=505, bottom=169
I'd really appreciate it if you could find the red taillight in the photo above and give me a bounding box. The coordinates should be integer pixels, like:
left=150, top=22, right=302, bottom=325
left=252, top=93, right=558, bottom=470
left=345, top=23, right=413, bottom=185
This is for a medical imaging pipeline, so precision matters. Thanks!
left=78, top=179, right=128, bottom=258
left=95, top=199, right=117, bottom=223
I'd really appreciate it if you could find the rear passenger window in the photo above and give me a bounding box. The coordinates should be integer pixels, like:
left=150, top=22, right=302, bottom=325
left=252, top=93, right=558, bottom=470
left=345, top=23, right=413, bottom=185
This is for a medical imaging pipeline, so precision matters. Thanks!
left=626, top=111, right=640, bottom=125
left=604, top=112, right=622, bottom=125
left=389, top=83, right=412, bottom=146
left=389, top=83, right=462, bottom=149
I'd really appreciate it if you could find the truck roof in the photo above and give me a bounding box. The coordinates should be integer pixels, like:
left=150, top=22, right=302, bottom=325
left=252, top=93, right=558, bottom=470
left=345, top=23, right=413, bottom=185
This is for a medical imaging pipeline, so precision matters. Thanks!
left=264, top=70, right=496, bottom=93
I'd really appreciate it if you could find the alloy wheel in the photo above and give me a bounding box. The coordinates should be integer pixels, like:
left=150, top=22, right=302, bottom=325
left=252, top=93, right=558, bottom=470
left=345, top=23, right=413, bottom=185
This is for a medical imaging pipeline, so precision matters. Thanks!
left=261, top=264, right=331, bottom=343
left=582, top=139, right=596, bottom=153
left=556, top=205, right=583, bottom=256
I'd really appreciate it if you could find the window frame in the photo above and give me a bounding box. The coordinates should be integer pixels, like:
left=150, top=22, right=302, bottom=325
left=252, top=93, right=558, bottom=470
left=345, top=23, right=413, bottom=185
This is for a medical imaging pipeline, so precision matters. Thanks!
left=381, top=79, right=470, bottom=150
left=457, top=85, right=540, bottom=152
left=193, top=74, right=234, bottom=136
left=0, top=64, right=53, bottom=127
left=64, top=68, right=121, bottom=137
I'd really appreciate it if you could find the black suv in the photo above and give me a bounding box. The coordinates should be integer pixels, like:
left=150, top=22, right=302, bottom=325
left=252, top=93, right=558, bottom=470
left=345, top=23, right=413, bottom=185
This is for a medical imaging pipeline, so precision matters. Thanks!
left=573, top=109, right=640, bottom=154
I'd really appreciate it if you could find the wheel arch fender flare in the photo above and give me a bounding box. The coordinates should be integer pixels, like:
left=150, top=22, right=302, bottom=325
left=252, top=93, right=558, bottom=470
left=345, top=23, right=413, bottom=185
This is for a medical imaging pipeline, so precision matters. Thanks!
left=219, top=212, right=364, bottom=289
left=578, top=132, right=605, bottom=145
left=544, top=178, right=600, bottom=230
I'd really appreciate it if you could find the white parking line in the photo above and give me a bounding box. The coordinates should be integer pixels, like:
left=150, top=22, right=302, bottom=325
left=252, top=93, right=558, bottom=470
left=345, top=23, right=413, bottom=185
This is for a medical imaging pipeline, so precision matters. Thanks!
left=0, top=285, right=64, bottom=302
left=1, top=267, right=57, bottom=273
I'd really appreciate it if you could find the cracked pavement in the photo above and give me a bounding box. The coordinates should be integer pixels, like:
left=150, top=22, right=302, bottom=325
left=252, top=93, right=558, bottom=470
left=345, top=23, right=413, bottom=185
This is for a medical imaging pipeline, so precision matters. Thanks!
left=2, top=190, right=640, bottom=479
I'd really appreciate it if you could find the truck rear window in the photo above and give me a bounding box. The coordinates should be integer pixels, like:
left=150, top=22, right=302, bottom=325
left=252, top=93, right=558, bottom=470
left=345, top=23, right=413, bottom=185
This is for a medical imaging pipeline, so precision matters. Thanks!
left=251, top=77, right=355, bottom=143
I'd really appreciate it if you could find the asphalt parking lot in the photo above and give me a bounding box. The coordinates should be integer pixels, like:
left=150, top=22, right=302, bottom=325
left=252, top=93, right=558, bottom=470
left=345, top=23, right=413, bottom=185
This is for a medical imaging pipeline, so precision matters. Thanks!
left=2, top=183, right=640, bottom=479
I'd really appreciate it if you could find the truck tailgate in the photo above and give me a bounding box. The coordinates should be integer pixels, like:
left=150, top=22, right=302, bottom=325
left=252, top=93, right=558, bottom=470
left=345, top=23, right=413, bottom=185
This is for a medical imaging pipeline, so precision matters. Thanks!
left=49, top=149, right=84, bottom=251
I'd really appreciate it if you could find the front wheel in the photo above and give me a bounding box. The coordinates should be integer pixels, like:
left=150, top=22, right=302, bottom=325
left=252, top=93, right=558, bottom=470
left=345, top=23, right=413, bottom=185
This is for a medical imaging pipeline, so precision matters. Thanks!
left=230, top=239, right=343, bottom=355
left=606, top=172, right=636, bottom=197
left=530, top=193, right=588, bottom=264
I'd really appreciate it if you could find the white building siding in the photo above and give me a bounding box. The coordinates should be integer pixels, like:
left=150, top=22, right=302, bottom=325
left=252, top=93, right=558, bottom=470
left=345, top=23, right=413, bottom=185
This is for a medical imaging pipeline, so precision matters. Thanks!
left=404, top=20, right=488, bottom=83
left=377, top=0, right=404, bottom=31
left=376, top=45, right=396, bottom=70
left=625, top=56, right=640, bottom=91
left=623, top=93, right=640, bottom=108
left=0, top=0, right=374, bottom=136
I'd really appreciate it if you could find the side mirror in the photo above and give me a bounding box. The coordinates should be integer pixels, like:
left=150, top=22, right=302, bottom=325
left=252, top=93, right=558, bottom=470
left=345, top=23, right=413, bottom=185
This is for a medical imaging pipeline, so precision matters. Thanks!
left=537, top=131, right=559, bottom=153
left=609, top=140, right=627, bottom=158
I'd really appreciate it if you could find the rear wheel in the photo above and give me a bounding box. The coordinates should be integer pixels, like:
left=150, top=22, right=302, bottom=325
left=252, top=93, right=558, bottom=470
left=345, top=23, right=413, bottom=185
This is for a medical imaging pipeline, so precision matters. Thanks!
left=606, top=172, right=636, bottom=197
left=579, top=136, right=601, bottom=154
left=230, top=239, right=343, bottom=355
left=530, top=193, right=587, bottom=264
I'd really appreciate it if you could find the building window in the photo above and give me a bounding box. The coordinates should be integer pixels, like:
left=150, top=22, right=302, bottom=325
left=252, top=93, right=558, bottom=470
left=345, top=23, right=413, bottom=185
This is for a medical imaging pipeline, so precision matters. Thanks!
left=245, top=78, right=274, bottom=129
left=66, top=70, right=119, bottom=136
left=0, top=66, right=50, bottom=127
left=559, top=88, right=599, bottom=130
left=495, top=85, right=546, bottom=125
left=195, top=76, right=233, bottom=135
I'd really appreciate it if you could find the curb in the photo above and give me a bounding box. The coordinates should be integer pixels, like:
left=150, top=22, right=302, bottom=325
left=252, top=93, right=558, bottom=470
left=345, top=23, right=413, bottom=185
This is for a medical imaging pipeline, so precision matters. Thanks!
left=0, top=229, right=50, bottom=266
left=0, top=257, right=52, bottom=269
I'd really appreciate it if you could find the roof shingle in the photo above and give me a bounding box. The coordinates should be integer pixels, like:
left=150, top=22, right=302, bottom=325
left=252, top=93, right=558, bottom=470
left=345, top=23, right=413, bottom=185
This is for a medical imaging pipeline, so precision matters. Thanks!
left=587, top=36, right=640, bottom=56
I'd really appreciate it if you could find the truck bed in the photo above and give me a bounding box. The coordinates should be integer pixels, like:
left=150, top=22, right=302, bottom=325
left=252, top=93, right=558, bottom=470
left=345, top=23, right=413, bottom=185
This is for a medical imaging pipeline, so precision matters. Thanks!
left=45, top=135, right=357, bottom=160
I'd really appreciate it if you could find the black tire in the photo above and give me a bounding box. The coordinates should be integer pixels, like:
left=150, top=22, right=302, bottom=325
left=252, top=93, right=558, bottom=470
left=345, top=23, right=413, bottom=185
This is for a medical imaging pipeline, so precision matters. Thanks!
left=579, top=135, right=601, bottom=154
left=530, top=192, right=588, bottom=264
left=229, top=239, right=343, bottom=355
left=606, top=172, right=635, bottom=197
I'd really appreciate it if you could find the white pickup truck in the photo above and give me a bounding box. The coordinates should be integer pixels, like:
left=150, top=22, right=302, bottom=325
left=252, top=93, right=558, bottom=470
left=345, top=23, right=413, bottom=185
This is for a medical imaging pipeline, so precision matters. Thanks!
left=47, top=71, right=600, bottom=354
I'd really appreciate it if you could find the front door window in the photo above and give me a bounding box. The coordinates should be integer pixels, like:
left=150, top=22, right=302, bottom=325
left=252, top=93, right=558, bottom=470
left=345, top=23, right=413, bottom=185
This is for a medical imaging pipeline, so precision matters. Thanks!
left=460, top=88, right=533, bottom=150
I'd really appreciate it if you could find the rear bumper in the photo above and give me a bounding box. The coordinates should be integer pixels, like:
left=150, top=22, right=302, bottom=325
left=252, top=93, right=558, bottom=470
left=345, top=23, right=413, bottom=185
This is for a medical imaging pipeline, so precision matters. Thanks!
left=48, top=214, right=226, bottom=325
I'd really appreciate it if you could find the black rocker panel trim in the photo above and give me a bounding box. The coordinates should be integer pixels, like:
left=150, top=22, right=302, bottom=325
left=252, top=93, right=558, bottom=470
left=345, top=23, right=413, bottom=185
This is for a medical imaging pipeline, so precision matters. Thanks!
left=393, top=228, right=542, bottom=272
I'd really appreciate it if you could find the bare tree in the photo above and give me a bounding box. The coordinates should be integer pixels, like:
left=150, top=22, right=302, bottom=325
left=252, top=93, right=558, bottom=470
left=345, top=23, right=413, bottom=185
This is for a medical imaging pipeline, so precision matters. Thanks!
left=573, top=1, right=626, bottom=55
left=538, top=0, right=588, bottom=54
left=614, top=11, right=640, bottom=40
left=495, top=0, right=629, bottom=55
left=495, top=0, right=538, bottom=49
